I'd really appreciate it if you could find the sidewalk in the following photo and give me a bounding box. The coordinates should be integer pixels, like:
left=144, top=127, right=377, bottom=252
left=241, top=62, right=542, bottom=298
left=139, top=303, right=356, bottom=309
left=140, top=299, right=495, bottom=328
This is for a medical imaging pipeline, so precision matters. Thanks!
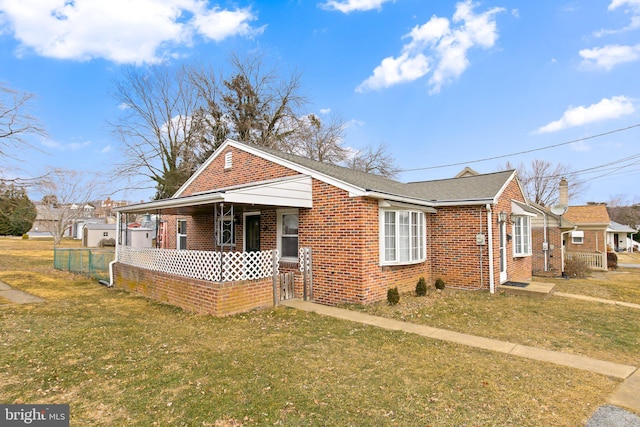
left=280, top=299, right=640, bottom=417
left=0, top=280, right=45, bottom=305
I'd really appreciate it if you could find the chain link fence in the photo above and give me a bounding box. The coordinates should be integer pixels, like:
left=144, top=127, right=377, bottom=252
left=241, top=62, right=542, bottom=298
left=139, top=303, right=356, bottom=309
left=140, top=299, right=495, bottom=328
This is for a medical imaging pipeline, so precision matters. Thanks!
left=54, top=248, right=115, bottom=281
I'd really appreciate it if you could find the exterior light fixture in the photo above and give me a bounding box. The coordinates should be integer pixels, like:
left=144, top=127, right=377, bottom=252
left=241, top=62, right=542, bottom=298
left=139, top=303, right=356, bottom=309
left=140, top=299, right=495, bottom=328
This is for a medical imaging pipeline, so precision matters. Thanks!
left=498, top=211, right=508, bottom=223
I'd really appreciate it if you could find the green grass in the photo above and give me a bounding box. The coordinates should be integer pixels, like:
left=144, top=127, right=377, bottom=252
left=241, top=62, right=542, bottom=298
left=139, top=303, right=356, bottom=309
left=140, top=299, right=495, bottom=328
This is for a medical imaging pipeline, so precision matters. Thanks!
left=0, top=238, right=633, bottom=425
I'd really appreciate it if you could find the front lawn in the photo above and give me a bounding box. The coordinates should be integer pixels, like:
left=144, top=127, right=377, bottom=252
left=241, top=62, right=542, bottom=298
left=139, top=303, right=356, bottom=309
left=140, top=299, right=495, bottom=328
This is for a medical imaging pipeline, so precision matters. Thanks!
left=0, top=238, right=629, bottom=425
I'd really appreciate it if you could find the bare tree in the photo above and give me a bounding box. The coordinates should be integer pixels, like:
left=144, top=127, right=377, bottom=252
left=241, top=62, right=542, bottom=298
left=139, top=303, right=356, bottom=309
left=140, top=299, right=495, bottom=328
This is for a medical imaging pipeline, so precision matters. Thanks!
left=34, top=169, right=103, bottom=244
left=348, top=142, right=400, bottom=178
left=0, top=82, right=46, bottom=172
left=112, top=65, right=205, bottom=200
left=288, top=113, right=348, bottom=163
left=502, top=160, right=585, bottom=207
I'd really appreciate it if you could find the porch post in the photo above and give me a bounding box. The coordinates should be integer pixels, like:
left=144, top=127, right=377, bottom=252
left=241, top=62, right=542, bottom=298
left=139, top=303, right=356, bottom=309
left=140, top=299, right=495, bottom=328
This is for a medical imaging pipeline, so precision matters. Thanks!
left=272, top=250, right=278, bottom=306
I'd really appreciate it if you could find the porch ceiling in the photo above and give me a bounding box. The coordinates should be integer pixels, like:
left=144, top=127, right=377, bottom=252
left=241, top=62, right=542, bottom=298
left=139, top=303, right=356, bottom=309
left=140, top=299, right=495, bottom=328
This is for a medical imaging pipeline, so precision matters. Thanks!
left=115, top=175, right=313, bottom=215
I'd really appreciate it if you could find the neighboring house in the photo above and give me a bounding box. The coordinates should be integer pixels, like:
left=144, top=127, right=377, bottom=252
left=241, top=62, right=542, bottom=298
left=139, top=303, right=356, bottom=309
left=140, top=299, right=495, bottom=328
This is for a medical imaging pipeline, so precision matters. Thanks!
left=112, top=139, right=535, bottom=316
left=606, top=221, right=637, bottom=252
left=563, top=204, right=610, bottom=263
left=529, top=203, right=576, bottom=276
left=531, top=178, right=611, bottom=274
left=82, top=223, right=117, bottom=247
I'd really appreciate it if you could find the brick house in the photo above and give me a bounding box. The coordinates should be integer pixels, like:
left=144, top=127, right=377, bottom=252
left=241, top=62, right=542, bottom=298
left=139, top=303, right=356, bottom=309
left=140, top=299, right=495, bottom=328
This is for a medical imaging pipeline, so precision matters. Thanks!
left=112, top=139, right=535, bottom=316
left=530, top=179, right=610, bottom=275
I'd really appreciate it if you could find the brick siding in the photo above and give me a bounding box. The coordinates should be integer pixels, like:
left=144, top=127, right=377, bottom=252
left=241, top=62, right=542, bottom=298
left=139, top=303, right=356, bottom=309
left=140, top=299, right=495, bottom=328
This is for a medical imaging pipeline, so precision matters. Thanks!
left=114, top=145, right=534, bottom=314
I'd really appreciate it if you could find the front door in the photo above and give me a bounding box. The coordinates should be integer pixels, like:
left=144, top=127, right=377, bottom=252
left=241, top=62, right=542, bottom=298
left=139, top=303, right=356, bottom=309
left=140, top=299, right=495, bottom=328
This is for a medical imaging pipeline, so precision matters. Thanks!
left=499, top=221, right=507, bottom=283
left=245, top=215, right=260, bottom=252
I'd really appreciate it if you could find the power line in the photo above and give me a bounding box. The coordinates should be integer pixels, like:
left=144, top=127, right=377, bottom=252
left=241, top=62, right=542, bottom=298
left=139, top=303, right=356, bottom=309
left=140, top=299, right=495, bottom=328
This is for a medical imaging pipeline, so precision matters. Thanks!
left=399, top=123, right=640, bottom=173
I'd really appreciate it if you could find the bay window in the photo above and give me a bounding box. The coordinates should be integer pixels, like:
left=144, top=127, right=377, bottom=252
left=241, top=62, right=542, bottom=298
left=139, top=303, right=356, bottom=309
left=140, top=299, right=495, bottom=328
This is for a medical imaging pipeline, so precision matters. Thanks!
left=512, top=215, right=531, bottom=256
left=380, top=209, right=425, bottom=265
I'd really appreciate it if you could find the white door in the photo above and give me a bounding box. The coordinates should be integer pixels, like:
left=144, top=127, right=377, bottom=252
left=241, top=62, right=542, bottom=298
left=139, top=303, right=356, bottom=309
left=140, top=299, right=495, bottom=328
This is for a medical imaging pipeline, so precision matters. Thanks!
left=499, top=222, right=507, bottom=283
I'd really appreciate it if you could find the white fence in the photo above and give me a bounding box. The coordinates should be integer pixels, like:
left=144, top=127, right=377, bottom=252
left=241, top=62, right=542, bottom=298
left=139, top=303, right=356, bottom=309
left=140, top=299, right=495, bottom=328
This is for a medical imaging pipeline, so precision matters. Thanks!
left=566, top=250, right=606, bottom=271
left=118, top=247, right=279, bottom=282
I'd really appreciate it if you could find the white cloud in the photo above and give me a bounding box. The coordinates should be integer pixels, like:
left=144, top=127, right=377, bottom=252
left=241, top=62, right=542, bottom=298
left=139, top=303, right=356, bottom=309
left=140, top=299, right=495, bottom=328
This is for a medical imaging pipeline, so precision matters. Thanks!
left=579, top=44, right=640, bottom=70
left=536, top=96, right=635, bottom=134
left=320, top=0, right=395, bottom=13
left=356, top=53, right=430, bottom=92
left=319, top=108, right=332, bottom=115
left=40, top=137, right=91, bottom=151
left=594, top=0, right=640, bottom=37
left=0, top=0, right=261, bottom=64
left=608, top=0, right=640, bottom=12
left=357, top=0, right=505, bottom=93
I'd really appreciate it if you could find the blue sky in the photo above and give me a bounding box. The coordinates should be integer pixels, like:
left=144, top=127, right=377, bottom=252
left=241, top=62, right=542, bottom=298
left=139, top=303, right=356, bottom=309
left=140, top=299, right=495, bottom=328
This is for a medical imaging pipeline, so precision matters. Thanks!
left=1, top=0, right=639, bottom=204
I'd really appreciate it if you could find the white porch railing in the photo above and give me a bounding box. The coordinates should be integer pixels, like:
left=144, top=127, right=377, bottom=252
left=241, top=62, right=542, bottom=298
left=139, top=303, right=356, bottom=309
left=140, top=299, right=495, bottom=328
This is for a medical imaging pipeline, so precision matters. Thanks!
left=118, top=247, right=279, bottom=282
left=566, top=250, right=606, bottom=271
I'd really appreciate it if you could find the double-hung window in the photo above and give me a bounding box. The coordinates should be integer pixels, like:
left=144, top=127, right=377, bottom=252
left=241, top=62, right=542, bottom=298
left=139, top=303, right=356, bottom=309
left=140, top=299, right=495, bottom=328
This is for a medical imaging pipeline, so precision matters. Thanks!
left=278, top=209, right=299, bottom=261
left=380, top=209, right=425, bottom=265
left=512, top=215, right=531, bottom=256
left=177, top=219, right=187, bottom=250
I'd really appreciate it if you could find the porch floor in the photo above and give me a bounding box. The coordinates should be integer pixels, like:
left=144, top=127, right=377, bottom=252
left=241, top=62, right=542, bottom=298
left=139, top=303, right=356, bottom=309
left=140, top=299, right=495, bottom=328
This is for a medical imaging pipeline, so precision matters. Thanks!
left=497, top=281, right=556, bottom=298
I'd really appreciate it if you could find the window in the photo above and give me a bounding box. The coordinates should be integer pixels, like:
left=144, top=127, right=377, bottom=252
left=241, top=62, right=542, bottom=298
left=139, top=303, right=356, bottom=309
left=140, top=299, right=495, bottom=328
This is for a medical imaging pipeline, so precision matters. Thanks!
left=380, top=209, right=425, bottom=265
left=278, top=210, right=298, bottom=260
left=571, top=230, right=584, bottom=245
left=512, top=215, right=531, bottom=256
left=216, top=217, right=235, bottom=246
left=177, top=219, right=187, bottom=250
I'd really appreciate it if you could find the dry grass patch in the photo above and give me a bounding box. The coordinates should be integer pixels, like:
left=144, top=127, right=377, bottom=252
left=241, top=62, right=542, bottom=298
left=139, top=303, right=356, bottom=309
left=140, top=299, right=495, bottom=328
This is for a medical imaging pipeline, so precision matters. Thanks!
left=350, top=285, right=640, bottom=366
left=0, top=238, right=630, bottom=425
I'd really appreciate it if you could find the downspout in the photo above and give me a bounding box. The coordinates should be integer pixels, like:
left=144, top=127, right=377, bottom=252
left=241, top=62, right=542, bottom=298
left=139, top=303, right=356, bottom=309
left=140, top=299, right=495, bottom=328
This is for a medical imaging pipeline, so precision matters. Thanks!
left=106, top=211, right=120, bottom=288
left=486, top=204, right=495, bottom=294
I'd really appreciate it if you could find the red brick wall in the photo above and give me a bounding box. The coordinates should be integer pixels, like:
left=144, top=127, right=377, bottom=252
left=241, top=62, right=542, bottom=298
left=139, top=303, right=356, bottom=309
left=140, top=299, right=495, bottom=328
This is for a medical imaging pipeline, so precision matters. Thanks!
left=532, top=226, right=563, bottom=276
left=431, top=205, right=490, bottom=289
left=300, top=180, right=431, bottom=305
left=179, top=147, right=299, bottom=196
left=564, top=229, right=607, bottom=253
left=114, top=263, right=274, bottom=316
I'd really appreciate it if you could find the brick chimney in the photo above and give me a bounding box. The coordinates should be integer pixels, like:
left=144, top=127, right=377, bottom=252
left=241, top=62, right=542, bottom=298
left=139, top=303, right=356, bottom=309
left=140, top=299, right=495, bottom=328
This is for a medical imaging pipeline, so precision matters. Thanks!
left=559, top=177, right=568, bottom=206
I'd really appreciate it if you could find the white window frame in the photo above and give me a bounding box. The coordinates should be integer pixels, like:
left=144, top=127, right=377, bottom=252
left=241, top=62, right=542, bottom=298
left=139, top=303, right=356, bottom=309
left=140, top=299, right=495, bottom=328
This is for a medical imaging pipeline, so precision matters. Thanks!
left=571, top=230, right=584, bottom=245
left=277, top=209, right=299, bottom=261
left=177, top=219, right=187, bottom=250
left=379, top=209, right=426, bottom=266
left=512, top=215, right=531, bottom=257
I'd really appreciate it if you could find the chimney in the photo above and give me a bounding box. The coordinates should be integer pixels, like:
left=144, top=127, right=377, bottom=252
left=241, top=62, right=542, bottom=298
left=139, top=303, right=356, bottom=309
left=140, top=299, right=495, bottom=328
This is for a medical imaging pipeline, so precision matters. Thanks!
left=559, top=177, right=568, bottom=206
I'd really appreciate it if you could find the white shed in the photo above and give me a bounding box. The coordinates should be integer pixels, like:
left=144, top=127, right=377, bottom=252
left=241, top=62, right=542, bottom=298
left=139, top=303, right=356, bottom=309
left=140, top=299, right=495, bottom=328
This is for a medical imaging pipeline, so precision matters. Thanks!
left=82, top=223, right=117, bottom=247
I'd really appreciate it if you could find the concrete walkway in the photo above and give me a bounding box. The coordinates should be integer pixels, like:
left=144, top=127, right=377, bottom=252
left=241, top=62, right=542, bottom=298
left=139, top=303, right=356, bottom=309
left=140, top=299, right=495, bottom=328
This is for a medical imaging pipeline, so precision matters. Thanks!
left=0, top=280, right=44, bottom=305
left=555, top=292, right=640, bottom=310
left=280, top=299, right=640, bottom=415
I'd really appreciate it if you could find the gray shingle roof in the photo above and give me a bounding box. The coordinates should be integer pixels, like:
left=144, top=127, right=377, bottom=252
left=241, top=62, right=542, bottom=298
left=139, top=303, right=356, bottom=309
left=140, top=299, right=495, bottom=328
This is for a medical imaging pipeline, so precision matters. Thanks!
left=242, top=141, right=515, bottom=204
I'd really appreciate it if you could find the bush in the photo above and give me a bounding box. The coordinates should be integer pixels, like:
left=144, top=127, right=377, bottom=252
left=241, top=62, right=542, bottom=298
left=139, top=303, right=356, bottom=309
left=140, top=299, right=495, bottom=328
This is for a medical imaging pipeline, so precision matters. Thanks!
left=21, top=233, right=29, bottom=240
left=434, top=278, right=445, bottom=290
left=564, top=257, right=590, bottom=278
left=387, top=287, right=400, bottom=305
left=607, top=252, right=618, bottom=270
left=415, top=277, right=427, bottom=296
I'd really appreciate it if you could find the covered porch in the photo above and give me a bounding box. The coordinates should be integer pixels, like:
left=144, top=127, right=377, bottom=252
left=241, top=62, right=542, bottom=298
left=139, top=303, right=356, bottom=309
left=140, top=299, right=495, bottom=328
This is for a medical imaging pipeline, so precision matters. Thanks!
left=111, top=175, right=314, bottom=316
